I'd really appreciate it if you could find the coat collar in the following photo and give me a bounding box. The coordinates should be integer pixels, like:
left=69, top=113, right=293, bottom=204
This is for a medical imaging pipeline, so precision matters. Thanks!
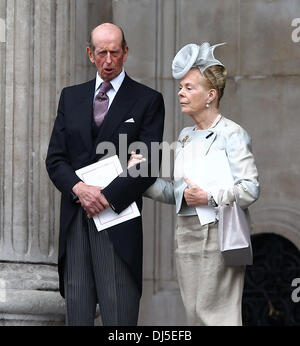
left=178, top=114, right=223, bottom=155
left=202, top=131, right=217, bottom=155
left=177, top=128, right=217, bottom=156
left=202, top=115, right=226, bottom=155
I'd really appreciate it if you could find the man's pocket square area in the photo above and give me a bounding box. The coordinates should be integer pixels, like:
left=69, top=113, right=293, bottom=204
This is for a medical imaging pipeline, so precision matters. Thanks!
left=124, top=118, right=135, bottom=123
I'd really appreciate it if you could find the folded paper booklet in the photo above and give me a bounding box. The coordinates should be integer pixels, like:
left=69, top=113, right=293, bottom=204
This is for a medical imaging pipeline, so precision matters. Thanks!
left=75, top=155, right=140, bottom=231
left=183, top=149, right=234, bottom=226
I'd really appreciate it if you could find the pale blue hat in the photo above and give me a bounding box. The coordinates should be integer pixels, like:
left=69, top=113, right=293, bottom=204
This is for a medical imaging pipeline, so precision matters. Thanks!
left=172, top=42, right=226, bottom=79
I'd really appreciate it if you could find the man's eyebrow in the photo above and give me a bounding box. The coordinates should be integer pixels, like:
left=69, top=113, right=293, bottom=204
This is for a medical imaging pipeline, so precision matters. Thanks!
left=96, top=48, right=120, bottom=53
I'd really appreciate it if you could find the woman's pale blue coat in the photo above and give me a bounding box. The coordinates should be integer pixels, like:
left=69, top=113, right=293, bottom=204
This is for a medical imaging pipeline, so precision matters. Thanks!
left=144, top=116, right=260, bottom=212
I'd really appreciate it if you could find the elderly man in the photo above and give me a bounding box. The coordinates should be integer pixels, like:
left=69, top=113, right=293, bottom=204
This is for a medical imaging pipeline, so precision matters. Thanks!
left=46, top=23, right=165, bottom=326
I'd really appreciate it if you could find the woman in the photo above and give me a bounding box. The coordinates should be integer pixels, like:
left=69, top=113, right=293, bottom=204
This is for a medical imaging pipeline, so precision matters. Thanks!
left=131, top=42, right=260, bottom=326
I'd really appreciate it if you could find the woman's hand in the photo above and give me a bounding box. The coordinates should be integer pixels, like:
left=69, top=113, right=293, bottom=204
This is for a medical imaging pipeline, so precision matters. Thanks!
left=184, top=177, right=208, bottom=206
left=128, top=151, right=146, bottom=168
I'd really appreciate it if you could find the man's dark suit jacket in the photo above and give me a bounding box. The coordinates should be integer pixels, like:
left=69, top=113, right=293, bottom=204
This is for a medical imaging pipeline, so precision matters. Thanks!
left=46, top=74, right=165, bottom=297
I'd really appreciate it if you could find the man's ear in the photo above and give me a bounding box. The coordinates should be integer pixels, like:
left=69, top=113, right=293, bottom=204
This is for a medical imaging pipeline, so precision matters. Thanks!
left=86, top=47, right=95, bottom=64
left=122, top=46, right=129, bottom=63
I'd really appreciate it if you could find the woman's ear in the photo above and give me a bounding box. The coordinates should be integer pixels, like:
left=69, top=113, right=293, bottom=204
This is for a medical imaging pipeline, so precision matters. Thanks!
left=208, top=88, right=218, bottom=103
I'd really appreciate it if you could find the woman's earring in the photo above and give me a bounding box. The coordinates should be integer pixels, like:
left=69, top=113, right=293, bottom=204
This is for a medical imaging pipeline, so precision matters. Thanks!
left=206, top=103, right=210, bottom=108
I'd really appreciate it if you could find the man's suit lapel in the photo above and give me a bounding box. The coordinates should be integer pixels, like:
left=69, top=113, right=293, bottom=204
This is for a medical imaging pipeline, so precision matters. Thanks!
left=95, top=74, right=137, bottom=145
left=74, top=79, right=95, bottom=152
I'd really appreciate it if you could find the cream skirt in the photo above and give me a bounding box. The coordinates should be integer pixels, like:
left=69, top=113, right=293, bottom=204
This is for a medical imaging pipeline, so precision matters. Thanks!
left=175, top=215, right=245, bottom=326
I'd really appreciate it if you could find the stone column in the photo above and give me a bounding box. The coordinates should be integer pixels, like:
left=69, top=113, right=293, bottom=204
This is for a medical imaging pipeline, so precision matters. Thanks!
left=0, top=0, right=112, bottom=326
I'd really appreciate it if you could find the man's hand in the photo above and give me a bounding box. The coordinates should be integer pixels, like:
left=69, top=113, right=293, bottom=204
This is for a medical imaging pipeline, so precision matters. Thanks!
left=184, top=178, right=208, bottom=206
left=72, top=181, right=110, bottom=218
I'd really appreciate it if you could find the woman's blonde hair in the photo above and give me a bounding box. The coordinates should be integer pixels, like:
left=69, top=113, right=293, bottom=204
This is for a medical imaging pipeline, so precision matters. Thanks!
left=203, top=65, right=227, bottom=105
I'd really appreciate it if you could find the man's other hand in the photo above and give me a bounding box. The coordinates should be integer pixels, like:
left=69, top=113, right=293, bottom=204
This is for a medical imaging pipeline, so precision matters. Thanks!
left=72, top=181, right=110, bottom=218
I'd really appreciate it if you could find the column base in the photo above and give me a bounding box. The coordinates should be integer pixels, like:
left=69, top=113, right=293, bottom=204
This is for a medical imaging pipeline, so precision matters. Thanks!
left=0, top=263, right=65, bottom=326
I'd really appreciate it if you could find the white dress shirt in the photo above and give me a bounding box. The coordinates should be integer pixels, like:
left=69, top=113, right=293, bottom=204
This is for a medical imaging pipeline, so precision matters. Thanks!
left=94, top=68, right=125, bottom=109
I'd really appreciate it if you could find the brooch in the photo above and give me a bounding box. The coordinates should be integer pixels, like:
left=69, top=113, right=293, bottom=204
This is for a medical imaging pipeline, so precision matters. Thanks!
left=178, top=135, right=190, bottom=148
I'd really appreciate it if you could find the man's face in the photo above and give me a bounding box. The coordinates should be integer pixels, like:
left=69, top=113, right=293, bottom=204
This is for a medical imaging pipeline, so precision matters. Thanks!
left=87, top=26, right=128, bottom=82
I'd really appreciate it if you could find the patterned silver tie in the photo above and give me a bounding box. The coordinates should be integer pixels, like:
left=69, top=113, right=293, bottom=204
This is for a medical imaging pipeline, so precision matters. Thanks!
left=93, top=82, right=112, bottom=126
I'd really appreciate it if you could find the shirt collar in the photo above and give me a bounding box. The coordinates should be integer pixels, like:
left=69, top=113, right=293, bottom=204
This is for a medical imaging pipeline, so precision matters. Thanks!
left=95, top=68, right=125, bottom=93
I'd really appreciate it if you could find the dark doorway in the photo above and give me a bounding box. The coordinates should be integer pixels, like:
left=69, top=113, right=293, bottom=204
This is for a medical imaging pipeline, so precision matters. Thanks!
left=242, top=233, right=300, bottom=325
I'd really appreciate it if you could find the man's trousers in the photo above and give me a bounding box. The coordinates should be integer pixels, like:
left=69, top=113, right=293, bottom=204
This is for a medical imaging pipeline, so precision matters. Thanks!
left=64, top=208, right=140, bottom=326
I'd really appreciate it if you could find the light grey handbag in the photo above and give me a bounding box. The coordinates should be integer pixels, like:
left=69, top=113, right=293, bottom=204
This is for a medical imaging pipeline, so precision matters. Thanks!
left=217, top=187, right=253, bottom=266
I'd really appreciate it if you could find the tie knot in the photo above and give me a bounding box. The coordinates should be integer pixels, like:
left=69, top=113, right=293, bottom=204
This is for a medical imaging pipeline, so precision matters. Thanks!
left=99, top=81, right=112, bottom=94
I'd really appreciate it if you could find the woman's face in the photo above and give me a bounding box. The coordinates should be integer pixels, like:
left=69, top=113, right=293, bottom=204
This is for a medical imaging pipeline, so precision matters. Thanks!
left=178, top=68, right=211, bottom=116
